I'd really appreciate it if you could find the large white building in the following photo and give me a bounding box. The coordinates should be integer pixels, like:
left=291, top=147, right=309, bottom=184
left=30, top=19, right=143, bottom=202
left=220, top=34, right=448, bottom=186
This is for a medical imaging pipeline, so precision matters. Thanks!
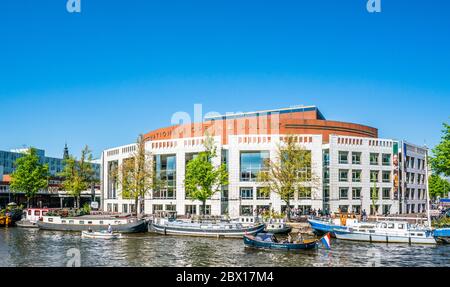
left=101, top=106, right=429, bottom=217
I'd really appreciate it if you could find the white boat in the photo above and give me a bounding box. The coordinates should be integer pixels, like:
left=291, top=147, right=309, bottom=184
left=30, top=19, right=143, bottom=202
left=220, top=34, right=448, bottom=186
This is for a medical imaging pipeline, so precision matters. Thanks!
left=81, top=230, right=122, bottom=239
left=335, top=221, right=436, bottom=244
left=264, top=218, right=292, bottom=234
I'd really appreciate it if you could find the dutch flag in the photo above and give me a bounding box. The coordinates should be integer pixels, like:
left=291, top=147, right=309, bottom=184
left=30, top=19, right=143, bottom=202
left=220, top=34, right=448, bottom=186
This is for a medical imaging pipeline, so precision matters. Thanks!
left=321, top=233, right=331, bottom=249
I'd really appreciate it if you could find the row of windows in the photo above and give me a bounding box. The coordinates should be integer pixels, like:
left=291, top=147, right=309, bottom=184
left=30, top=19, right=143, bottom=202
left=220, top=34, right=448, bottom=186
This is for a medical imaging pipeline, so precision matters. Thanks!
left=338, top=152, right=391, bottom=166
left=339, top=187, right=392, bottom=200
left=338, top=169, right=391, bottom=183
left=406, top=172, right=426, bottom=185
left=405, top=156, right=425, bottom=170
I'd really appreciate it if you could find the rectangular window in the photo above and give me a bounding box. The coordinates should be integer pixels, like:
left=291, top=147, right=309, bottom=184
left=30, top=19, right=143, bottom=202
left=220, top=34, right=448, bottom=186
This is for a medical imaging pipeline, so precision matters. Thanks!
left=352, top=152, right=361, bottom=165
left=339, top=187, right=349, bottom=199
left=339, top=205, right=349, bottom=213
left=256, top=187, right=270, bottom=200
left=352, top=188, right=361, bottom=200
left=240, top=205, right=253, bottom=216
left=185, top=205, right=197, bottom=215
left=154, top=154, right=177, bottom=199
left=382, top=188, right=391, bottom=199
left=200, top=205, right=211, bottom=215
left=339, top=169, right=349, bottom=182
left=382, top=154, right=391, bottom=166
left=370, top=153, right=379, bottom=165
left=370, top=188, right=379, bottom=199
left=240, top=187, right=254, bottom=200
left=382, top=171, right=391, bottom=183
left=298, top=187, right=312, bottom=199
left=152, top=204, right=163, bottom=213
left=240, top=151, right=269, bottom=182
left=122, top=204, right=128, bottom=214
left=339, top=151, right=349, bottom=164
left=165, top=204, right=176, bottom=211
left=352, top=170, right=362, bottom=182
left=370, top=170, right=379, bottom=182
left=323, top=187, right=330, bottom=199
left=113, top=204, right=118, bottom=213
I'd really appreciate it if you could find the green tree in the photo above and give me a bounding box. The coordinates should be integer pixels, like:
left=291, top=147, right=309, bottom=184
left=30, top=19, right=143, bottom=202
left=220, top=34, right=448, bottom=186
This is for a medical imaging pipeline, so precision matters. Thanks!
left=10, top=148, right=49, bottom=208
left=429, top=174, right=450, bottom=199
left=114, top=135, right=154, bottom=217
left=431, top=122, right=450, bottom=177
left=60, top=146, right=96, bottom=208
left=258, top=136, right=319, bottom=221
left=184, top=136, right=228, bottom=216
left=371, top=182, right=379, bottom=216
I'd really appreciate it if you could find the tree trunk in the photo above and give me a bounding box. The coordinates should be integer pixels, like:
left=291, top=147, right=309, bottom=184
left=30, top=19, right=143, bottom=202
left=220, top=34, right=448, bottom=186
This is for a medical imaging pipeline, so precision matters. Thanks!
left=286, top=199, right=291, bottom=222
left=202, top=200, right=206, bottom=216
left=27, top=197, right=30, bottom=209
left=77, top=197, right=80, bottom=210
left=135, top=196, right=139, bottom=217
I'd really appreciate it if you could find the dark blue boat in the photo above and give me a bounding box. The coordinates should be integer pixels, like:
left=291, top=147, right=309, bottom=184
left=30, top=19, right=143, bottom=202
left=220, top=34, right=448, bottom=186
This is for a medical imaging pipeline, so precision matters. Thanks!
left=244, top=233, right=319, bottom=250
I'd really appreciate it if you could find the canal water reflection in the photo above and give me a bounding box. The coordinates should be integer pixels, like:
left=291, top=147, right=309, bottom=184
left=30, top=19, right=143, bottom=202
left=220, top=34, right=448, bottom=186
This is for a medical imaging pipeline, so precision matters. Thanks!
left=1, top=228, right=449, bottom=267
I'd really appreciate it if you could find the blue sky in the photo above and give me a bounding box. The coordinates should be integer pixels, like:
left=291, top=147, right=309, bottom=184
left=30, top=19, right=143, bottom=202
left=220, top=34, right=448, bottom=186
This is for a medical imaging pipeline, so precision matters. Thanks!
left=1, top=0, right=449, bottom=158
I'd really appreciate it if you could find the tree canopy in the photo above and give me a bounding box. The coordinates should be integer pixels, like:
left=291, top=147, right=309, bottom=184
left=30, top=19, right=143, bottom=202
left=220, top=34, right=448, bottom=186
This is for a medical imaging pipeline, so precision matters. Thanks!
left=431, top=122, right=450, bottom=177
left=429, top=174, right=450, bottom=198
left=258, top=136, right=318, bottom=220
left=115, top=135, right=154, bottom=216
left=184, top=136, right=228, bottom=216
left=10, top=148, right=49, bottom=207
left=60, top=146, right=96, bottom=208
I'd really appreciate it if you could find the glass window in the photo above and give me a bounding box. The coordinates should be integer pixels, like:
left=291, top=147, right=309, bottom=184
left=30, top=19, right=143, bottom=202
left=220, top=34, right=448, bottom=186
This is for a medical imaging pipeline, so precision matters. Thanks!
left=152, top=204, right=163, bottom=213
left=382, top=154, right=391, bottom=166
left=382, top=171, right=391, bottom=183
left=352, top=170, right=362, bottom=182
left=240, top=151, right=269, bottom=182
left=185, top=205, right=197, bottom=215
left=339, top=151, right=349, bottom=164
left=382, top=188, right=391, bottom=199
left=339, top=170, right=349, bottom=182
left=323, top=187, right=330, bottom=199
left=370, top=170, right=379, bottom=182
left=200, top=205, right=211, bottom=215
left=339, top=205, right=349, bottom=213
left=370, top=153, right=379, bottom=165
left=239, top=205, right=252, bottom=216
left=339, top=188, right=349, bottom=199
left=352, top=152, right=361, bottom=165
left=154, top=154, right=176, bottom=199
left=352, top=188, right=361, bottom=200
left=240, top=187, right=253, bottom=200
left=122, top=204, right=128, bottom=213
left=298, top=187, right=312, bottom=199
left=256, top=187, right=270, bottom=200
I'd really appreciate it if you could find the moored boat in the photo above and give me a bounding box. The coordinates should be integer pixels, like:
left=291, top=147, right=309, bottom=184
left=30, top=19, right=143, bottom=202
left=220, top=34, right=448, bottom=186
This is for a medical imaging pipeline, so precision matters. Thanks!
left=149, top=212, right=265, bottom=238
left=81, top=230, right=122, bottom=239
left=307, top=215, right=369, bottom=236
left=264, top=218, right=292, bottom=234
left=16, top=208, right=52, bottom=228
left=243, top=233, right=319, bottom=250
left=37, top=215, right=148, bottom=233
left=335, top=221, right=436, bottom=244
left=433, top=228, right=450, bottom=244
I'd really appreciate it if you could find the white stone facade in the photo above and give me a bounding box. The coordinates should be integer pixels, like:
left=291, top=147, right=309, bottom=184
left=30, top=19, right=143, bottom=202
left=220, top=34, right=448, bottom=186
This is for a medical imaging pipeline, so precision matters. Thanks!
left=101, top=134, right=428, bottom=217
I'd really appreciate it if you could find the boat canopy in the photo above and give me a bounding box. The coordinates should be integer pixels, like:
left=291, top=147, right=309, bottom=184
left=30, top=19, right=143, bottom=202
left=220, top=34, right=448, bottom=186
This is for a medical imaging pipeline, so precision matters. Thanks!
left=256, top=233, right=275, bottom=242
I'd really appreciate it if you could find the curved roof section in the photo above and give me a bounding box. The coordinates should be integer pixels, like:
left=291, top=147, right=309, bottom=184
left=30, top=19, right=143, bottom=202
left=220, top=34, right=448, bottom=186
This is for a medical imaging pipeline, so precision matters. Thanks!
left=143, top=106, right=378, bottom=144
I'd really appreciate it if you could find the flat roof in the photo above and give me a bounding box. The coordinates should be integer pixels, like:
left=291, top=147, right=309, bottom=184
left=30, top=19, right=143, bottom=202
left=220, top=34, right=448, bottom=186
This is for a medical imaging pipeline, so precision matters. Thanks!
left=204, top=105, right=325, bottom=121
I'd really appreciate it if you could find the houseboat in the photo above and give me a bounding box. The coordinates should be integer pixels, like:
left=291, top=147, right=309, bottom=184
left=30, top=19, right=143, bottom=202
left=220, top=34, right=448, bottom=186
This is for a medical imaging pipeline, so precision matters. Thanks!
left=334, top=221, right=436, bottom=244
left=16, top=208, right=52, bottom=228
left=37, top=215, right=148, bottom=233
left=149, top=212, right=265, bottom=238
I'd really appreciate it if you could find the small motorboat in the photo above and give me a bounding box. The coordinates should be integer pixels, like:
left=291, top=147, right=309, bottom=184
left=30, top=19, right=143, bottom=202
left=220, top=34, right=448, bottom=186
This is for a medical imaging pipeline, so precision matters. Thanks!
left=264, top=218, right=292, bottom=234
left=243, top=233, right=319, bottom=250
left=81, top=230, right=122, bottom=239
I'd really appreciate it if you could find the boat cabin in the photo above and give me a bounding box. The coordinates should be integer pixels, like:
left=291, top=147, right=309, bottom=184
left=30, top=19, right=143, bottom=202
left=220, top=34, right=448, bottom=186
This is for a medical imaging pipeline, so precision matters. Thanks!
left=25, top=208, right=51, bottom=223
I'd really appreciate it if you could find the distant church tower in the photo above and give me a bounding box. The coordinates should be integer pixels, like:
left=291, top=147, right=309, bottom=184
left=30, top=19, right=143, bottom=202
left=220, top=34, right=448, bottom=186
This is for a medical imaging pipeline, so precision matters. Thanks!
left=63, top=143, right=69, bottom=160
